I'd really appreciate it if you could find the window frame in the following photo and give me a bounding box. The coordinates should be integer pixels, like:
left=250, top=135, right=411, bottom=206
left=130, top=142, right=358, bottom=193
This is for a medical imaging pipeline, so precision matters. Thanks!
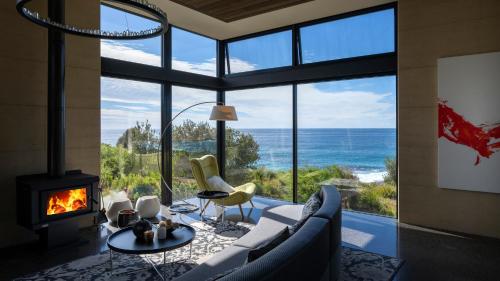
left=101, top=2, right=398, bottom=217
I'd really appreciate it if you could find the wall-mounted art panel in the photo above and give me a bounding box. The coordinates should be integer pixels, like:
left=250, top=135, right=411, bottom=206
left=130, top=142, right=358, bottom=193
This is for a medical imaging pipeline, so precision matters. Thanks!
left=438, top=52, right=500, bottom=193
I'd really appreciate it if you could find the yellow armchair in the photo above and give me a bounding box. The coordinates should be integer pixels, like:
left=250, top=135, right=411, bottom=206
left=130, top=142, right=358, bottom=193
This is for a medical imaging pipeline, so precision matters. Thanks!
left=190, top=155, right=256, bottom=218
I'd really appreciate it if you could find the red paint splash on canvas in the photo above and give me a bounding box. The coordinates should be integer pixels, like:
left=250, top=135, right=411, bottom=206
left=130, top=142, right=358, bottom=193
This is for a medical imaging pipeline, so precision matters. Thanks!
left=438, top=100, right=500, bottom=165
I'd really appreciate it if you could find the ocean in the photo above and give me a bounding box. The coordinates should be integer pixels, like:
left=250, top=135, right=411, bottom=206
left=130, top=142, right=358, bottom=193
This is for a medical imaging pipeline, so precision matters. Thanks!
left=102, top=128, right=396, bottom=183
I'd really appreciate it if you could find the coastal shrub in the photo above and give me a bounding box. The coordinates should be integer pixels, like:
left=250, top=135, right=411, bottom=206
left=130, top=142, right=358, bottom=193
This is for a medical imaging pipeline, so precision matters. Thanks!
left=101, top=120, right=398, bottom=217
left=297, top=165, right=356, bottom=202
left=383, top=157, right=397, bottom=184
left=251, top=168, right=291, bottom=200
left=351, top=184, right=396, bottom=217
left=116, top=120, right=159, bottom=154
left=106, top=172, right=161, bottom=203
left=172, top=178, right=198, bottom=201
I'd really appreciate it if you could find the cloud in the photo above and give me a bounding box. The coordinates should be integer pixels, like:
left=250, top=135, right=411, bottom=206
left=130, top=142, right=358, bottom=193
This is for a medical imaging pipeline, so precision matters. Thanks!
left=227, top=58, right=256, bottom=73
left=226, top=86, right=293, bottom=129
left=297, top=83, right=395, bottom=128
left=101, top=40, right=161, bottom=66
left=116, top=105, right=149, bottom=111
left=225, top=83, right=395, bottom=129
left=101, top=76, right=161, bottom=130
left=101, top=108, right=161, bottom=131
left=101, top=41, right=395, bottom=130
left=101, top=40, right=255, bottom=76
left=172, top=58, right=216, bottom=76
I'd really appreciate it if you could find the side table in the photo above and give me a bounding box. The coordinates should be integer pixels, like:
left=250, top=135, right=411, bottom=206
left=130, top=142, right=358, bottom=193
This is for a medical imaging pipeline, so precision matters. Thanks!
left=196, top=191, right=229, bottom=223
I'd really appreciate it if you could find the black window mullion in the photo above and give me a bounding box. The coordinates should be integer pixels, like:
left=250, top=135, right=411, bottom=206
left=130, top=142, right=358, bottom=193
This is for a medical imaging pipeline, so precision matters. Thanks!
left=217, top=40, right=226, bottom=178
left=291, top=26, right=299, bottom=203
left=292, top=25, right=299, bottom=67
left=225, top=43, right=231, bottom=75
left=296, top=27, right=303, bottom=65
left=161, top=26, right=173, bottom=206
left=292, top=84, right=298, bottom=203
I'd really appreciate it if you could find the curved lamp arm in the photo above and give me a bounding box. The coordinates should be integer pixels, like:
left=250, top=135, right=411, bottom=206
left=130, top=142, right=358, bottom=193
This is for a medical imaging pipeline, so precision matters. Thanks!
left=156, top=101, right=224, bottom=205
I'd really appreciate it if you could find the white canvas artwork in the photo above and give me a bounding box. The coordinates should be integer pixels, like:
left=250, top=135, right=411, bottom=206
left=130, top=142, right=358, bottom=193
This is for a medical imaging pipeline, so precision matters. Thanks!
left=437, top=52, right=500, bottom=194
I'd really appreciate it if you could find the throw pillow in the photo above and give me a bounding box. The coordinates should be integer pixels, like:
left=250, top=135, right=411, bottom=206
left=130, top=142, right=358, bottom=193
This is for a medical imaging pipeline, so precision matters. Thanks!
left=247, top=228, right=289, bottom=262
left=301, top=191, right=322, bottom=220
left=288, top=192, right=322, bottom=235
left=206, top=176, right=234, bottom=193
left=205, top=267, right=240, bottom=281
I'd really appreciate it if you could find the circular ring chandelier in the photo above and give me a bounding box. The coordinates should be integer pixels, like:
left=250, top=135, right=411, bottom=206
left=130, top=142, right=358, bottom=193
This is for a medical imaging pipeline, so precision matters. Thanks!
left=16, top=0, right=168, bottom=40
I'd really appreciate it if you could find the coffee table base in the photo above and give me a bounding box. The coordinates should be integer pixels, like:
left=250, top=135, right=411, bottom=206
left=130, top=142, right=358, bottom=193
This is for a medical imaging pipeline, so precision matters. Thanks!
left=109, top=243, right=193, bottom=280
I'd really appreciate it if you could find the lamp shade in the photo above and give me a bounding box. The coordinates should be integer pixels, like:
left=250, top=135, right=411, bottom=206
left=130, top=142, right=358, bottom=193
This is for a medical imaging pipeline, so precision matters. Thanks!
left=209, top=105, right=238, bottom=121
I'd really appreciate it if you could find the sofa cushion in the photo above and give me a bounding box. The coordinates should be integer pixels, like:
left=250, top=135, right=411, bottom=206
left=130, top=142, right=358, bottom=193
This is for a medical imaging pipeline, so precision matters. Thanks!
left=173, top=245, right=250, bottom=281
left=234, top=205, right=303, bottom=249
left=247, top=227, right=289, bottom=262
left=217, top=217, right=331, bottom=281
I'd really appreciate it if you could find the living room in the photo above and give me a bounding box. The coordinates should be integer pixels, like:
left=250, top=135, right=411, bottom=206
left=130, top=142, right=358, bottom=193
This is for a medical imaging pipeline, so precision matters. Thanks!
left=1, top=0, right=500, bottom=280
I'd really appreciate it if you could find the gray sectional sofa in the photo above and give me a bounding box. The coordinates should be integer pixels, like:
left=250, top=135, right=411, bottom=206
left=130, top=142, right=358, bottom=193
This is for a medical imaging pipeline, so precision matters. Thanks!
left=174, top=186, right=342, bottom=281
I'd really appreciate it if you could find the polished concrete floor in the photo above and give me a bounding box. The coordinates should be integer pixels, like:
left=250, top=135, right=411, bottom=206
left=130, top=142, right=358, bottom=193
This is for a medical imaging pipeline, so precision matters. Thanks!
left=2, top=196, right=500, bottom=280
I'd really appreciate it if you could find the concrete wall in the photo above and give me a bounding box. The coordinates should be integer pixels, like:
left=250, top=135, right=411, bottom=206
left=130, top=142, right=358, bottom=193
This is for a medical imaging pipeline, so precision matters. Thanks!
left=0, top=0, right=100, bottom=248
left=398, top=0, right=500, bottom=238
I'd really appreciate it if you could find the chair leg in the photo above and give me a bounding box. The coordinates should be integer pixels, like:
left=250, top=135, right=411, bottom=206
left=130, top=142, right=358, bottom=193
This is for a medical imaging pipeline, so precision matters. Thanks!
left=200, top=200, right=211, bottom=215
left=249, top=200, right=255, bottom=208
left=238, top=204, right=244, bottom=219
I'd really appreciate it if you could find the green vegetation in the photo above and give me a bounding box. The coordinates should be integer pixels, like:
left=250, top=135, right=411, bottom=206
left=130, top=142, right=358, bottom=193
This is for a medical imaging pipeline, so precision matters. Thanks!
left=101, top=120, right=396, bottom=217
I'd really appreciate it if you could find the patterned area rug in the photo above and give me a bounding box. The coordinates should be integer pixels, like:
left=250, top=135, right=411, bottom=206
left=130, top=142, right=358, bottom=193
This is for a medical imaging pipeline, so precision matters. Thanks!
left=15, top=221, right=402, bottom=281
left=341, top=247, right=403, bottom=281
left=15, top=221, right=253, bottom=281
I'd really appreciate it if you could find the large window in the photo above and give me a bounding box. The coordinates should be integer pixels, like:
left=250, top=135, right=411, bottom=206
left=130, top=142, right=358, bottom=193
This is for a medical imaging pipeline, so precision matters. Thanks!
left=100, top=5, right=162, bottom=66
left=100, top=77, right=162, bottom=206
left=172, top=86, right=217, bottom=201
left=227, top=31, right=292, bottom=74
left=171, top=27, right=217, bottom=77
left=300, top=9, right=395, bottom=64
left=297, top=76, right=397, bottom=216
left=225, top=86, right=293, bottom=201
left=100, top=4, right=397, bottom=210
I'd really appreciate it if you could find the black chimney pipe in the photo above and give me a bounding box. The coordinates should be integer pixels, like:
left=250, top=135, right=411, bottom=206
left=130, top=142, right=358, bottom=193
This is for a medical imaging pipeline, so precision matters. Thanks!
left=47, top=0, right=66, bottom=177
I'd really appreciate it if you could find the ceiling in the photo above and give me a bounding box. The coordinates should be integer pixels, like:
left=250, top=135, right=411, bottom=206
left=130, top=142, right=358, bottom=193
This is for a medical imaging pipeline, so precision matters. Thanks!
left=147, top=0, right=395, bottom=40
left=168, top=0, right=315, bottom=23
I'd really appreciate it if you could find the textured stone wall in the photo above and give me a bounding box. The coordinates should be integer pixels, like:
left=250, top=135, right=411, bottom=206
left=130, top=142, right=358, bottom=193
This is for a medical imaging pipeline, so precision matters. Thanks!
left=398, top=0, right=500, bottom=238
left=0, top=0, right=100, bottom=248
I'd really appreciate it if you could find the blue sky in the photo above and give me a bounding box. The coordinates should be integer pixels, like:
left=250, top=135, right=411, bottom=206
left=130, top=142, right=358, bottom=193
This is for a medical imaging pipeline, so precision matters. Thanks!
left=100, top=6, right=396, bottom=131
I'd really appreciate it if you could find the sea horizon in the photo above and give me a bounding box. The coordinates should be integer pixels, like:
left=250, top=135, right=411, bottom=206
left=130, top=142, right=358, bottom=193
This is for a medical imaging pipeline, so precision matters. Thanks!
left=102, top=128, right=396, bottom=183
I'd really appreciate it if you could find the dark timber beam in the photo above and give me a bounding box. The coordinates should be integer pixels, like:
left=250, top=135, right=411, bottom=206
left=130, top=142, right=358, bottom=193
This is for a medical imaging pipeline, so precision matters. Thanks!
left=101, top=57, right=222, bottom=90
left=222, top=53, right=396, bottom=90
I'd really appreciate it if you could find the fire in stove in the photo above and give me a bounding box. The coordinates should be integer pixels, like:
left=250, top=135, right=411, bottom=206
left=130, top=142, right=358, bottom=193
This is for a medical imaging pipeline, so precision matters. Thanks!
left=46, top=187, right=87, bottom=215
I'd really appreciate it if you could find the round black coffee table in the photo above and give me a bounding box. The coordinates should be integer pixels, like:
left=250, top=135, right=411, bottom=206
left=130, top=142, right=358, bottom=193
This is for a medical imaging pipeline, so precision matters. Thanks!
left=107, top=224, right=195, bottom=280
left=196, top=191, right=229, bottom=223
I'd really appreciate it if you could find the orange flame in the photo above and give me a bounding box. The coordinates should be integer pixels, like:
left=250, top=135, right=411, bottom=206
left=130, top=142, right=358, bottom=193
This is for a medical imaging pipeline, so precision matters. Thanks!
left=46, top=187, right=87, bottom=215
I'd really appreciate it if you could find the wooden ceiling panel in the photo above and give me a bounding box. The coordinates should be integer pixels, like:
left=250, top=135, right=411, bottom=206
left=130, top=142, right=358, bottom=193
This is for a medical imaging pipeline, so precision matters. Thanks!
left=169, top=0, right=315, bottom=22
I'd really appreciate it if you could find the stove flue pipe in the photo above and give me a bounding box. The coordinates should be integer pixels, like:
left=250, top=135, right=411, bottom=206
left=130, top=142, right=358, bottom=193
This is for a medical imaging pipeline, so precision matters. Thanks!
left=47, top=0, right=66, bottom=177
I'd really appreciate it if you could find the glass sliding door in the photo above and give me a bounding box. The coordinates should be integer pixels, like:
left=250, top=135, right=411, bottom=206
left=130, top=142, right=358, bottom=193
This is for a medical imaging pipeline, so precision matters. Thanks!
left=172, top=86, right=217, bottom=201
left=225, top=86, right=293, bottom=201
left=100, top=77, right=162, bottom=206
left=297, top=76, right=397, bottom=216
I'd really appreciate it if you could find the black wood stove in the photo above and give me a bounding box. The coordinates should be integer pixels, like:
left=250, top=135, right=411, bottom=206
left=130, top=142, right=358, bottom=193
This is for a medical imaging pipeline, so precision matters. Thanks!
left=17, top=171, right=100, bottom=248
left=16, top=0, right=99, bottom=248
